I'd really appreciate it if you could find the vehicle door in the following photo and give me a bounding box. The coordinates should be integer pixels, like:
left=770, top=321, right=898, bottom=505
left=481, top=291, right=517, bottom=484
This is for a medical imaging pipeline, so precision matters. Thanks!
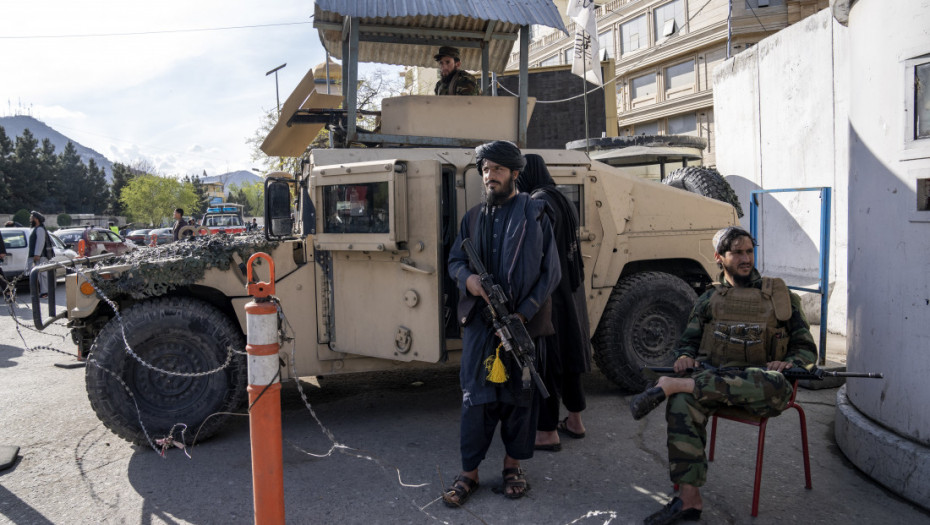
left=102, top=230, right=127, bottom=253
left=0, top=230, right=28, bottom=279
left=311, top=158, right=445, bottom=363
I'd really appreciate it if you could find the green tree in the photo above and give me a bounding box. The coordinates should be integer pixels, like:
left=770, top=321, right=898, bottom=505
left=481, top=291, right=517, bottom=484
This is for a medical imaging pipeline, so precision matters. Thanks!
left=0, top=126, right=12, bottom=210
left=182, top=174, right=208, bottom=216
left=13, top=209, right=30, bottom=225
left=120, top=174, right=199, bottom=227
left=10, top=129, right=41, bottom=210
left=37, top=138, right=59, bottom=211
left=57, top=213, right=72, bottom=226
left=108, top=162, right=136, bottom=216
left=247, top=68, right=402, bottom=173
left=57, top=142, right=86, bottom=212
left=84, top=159, right=110, bottom=214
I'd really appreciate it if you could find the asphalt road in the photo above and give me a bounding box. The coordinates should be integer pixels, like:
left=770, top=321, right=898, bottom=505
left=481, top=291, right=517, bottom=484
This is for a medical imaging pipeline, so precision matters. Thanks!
left=1, top=283, right=928, bottom=524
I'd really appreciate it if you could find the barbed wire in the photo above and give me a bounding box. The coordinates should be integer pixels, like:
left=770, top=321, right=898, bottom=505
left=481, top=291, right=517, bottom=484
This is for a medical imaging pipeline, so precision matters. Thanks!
left=4, top=259, right=625, bottom=523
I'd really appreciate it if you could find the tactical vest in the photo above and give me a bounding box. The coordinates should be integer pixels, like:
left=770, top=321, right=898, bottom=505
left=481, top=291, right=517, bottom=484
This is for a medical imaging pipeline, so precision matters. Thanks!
left=699, top=277, right=792, bottom=368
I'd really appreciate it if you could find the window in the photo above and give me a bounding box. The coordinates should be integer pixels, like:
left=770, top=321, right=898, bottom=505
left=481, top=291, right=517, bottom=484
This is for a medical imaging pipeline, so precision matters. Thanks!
left=631, top=73, right=657, bottom=99
left=917, top=62, right=929, bottom=139
left=598, top=29, right=615, bottom=60
left=539, top=54, right=559, bottom=67
left=556, top=184, right=583, bottom=224
left=635, top=121, right=659, bottom=136
left=745, top=0, right=783, bottom=7
left=1, top=231, right=27, bottom=249
left=621, top=15, right=647, bottom=55
left=654, top=0, right=685, bottom=42
left=918, top=178, right=930, bottom=211
left=668, top=113, right=697, bottom=135
left=322, top=182, right=390, bottom=234
left=665, top=60, right=695, bottom=90
left=564, top=48, right=573, bottom=65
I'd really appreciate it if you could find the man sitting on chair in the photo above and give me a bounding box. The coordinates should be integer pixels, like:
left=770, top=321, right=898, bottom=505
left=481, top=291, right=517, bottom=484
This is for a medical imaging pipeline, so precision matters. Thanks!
left=630, top=226, right=817, bottom=525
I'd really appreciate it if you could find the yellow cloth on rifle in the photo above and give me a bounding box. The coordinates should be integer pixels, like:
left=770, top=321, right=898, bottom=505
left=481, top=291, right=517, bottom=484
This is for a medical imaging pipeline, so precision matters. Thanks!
left=484, top=343, right=508, bottom=383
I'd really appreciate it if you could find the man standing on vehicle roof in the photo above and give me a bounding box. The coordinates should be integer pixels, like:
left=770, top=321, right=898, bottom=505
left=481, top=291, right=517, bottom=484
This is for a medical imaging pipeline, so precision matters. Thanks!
left=444, top=141, right=560, bottom=507
left=27, top=211, right=53, bottom=299
left=171, top=208, right=188, bottom=242
left=434, top=46, right=481, bottom=96
left=629, top=226, right=817, bottom=525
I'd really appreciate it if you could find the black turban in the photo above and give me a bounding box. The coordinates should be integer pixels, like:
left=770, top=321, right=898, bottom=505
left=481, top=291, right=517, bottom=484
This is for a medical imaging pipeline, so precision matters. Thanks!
left=475, top=140, right=525, bottom=172
left=30, top=210, right=45, bottom=223
left=516, top=154, right=555, bottom=194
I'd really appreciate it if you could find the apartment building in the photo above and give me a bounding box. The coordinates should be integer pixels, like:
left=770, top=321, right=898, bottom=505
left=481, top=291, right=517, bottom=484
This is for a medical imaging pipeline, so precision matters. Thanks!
left=507, top=0, right=829, bottom=167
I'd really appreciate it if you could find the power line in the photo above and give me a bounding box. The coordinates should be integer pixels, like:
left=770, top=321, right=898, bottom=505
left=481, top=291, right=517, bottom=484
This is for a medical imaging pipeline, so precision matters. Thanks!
left=0, top=21, right=313, bottom=40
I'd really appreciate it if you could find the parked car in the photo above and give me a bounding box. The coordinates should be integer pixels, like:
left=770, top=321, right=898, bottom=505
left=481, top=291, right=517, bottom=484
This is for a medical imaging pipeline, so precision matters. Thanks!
left=55, top=227, right=135, bottom=257
left=0, top=228, right=79, bottom=287
left=148, top=227, right=174, bottom=245
left=200, top=203, right=246, bottom=235
left=124, top=228, right=153, bottom=246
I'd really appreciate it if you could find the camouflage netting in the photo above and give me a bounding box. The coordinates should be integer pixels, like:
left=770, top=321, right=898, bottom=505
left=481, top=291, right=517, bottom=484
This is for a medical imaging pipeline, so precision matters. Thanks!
left=90, top=232, right=281, bottom=300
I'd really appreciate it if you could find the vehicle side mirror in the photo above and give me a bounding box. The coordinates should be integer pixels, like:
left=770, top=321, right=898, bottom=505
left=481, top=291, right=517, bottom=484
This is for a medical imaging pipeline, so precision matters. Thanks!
left=265, top=179, right=294, bottom=238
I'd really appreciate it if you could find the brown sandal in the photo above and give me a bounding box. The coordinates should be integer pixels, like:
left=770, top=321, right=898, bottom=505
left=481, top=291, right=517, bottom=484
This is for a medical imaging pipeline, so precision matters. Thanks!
left=443, top=474, right=479, bottom=508
left=502, top=467, right=529, bottom=499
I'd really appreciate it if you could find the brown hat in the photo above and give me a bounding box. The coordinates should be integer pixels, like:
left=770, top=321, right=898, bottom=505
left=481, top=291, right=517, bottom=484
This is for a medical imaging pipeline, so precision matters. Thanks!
left=434, top=46, right=461, bottom=61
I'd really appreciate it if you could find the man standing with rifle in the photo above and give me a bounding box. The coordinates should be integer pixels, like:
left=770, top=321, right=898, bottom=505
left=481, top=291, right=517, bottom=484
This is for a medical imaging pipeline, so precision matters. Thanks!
left=630, top=226, right=817, bottom=525
left=444, top=140, right=560, bottom=506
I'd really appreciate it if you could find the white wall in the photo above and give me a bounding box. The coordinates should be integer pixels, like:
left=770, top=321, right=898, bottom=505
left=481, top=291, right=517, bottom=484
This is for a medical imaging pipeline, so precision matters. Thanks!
left=713, top=9, right=848, bottom=334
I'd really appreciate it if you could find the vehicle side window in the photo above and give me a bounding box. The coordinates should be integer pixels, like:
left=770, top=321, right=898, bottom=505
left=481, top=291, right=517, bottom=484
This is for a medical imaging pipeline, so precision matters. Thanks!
left=106, top=231, right=121, bottom=242
left=322, top=182, right=390, bottom=234
left=1, top=231, right=28, bottom=249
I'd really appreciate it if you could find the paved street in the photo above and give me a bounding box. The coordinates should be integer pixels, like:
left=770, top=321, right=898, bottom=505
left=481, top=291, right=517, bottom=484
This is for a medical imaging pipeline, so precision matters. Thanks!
left=1, top=282, right=928, bottom=524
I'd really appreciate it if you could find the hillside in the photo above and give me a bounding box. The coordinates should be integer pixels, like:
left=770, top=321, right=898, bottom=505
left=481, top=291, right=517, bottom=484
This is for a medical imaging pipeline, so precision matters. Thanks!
left=201, top=170, right=262, bottom=196
left=0, top=115, right=114, bottom=182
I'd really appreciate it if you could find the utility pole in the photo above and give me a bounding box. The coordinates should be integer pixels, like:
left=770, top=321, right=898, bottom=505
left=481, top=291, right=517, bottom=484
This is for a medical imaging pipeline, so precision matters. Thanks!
left=265, top=63, right=287, bottom=117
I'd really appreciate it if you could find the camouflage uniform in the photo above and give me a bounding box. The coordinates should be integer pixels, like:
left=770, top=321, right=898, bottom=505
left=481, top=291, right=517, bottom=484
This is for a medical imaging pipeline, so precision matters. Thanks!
left=665, top=268, right=816, bottom=486
left=434, top=69, right=481, bottom=96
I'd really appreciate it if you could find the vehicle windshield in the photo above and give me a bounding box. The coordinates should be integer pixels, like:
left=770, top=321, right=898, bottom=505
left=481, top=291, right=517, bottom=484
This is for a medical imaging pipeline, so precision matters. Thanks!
left=204, top=215, right=243, bottom=227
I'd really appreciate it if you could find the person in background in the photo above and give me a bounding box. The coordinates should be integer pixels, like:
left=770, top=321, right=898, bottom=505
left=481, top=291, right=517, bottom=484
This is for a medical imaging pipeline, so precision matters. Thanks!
left=27, top=211, right=53, bottom=299
left=171, top=208, right=188, bottom=242
left=517, top=154, right=591, bottom=453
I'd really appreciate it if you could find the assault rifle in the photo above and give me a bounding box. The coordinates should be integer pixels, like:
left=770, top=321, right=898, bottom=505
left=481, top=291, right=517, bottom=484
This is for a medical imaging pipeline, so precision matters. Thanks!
left=644, top=362, right=883, bottom=381
left=461, top=237, right=549, bottom=398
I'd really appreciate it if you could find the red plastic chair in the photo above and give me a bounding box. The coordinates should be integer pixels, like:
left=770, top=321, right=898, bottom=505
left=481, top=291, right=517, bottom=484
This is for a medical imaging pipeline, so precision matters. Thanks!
left=707, top=380, right=812, bottom=516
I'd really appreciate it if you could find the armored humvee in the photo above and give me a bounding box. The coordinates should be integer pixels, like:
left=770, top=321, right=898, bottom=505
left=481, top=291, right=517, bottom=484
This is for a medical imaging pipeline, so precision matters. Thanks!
left=30, top=2, right=738, bottom=445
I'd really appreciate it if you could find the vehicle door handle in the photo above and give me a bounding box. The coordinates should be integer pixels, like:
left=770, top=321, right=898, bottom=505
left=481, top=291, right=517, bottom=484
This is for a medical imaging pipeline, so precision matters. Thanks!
left=400, top=258, right=434, bottom=275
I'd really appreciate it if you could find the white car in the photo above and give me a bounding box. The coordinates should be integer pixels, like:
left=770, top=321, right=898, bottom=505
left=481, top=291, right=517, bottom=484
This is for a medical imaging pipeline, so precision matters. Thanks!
left=0, top=227, right=78, bottom=287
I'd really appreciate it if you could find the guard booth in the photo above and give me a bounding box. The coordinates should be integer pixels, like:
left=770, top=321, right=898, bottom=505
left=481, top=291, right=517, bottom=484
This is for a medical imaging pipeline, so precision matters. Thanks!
left=261, top=0, right=569, bottom=155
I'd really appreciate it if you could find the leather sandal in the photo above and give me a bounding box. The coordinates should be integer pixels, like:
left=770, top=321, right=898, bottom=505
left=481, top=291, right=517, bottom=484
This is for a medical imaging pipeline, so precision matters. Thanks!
left=501, top=467, right=529, bottom=499
left=557, top=417, right=585, bottom=439
left=442, top=474, right=479, bottom=508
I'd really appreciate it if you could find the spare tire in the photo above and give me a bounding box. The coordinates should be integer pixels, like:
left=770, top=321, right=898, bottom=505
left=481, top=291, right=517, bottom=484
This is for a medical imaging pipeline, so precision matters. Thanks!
left=664, top=166, right=744, bottom=218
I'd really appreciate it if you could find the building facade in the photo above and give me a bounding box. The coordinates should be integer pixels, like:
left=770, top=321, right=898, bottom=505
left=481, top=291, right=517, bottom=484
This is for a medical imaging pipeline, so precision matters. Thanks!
left=507, top=0, right=829, bottom=167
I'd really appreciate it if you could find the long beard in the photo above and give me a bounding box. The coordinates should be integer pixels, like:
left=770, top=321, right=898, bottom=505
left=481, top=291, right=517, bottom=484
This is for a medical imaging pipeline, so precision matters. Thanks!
left=441, top=70, right=455, bottom=83
left=484, top=176, right=515, bottom=207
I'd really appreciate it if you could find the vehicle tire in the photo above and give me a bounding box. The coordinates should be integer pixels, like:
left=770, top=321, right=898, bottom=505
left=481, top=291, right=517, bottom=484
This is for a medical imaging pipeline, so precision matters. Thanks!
left=592, top=272, right=698, bottom=392
left=663, top=166, right=744, bottom=218
left=177, top=225, right=198, bottom=239
left=85, top=297, right=247, bottom=445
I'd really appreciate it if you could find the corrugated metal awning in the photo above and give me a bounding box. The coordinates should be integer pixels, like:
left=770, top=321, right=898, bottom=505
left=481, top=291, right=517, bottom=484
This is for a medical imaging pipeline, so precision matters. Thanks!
left=313, top=0, right=567, bottom=73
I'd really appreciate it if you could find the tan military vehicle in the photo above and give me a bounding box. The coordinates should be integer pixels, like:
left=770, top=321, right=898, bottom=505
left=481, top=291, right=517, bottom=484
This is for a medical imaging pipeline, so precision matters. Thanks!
left=31, top=2, right=738, bottom=445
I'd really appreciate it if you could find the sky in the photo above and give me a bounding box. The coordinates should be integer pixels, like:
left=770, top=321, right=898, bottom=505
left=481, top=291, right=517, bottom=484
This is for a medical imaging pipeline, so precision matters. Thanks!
left=0, top=1, right=398, bottom=177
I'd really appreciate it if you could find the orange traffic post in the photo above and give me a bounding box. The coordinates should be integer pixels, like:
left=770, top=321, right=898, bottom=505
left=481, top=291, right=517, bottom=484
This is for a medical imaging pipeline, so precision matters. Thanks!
left=245, top=253, right=284, bottom=525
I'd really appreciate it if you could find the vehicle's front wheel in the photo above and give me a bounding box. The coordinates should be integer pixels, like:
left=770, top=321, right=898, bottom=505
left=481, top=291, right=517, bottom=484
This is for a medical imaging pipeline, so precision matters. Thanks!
left=85, top=297, right=247, bottom=445
left=592, top=272, right=698, bottom=392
